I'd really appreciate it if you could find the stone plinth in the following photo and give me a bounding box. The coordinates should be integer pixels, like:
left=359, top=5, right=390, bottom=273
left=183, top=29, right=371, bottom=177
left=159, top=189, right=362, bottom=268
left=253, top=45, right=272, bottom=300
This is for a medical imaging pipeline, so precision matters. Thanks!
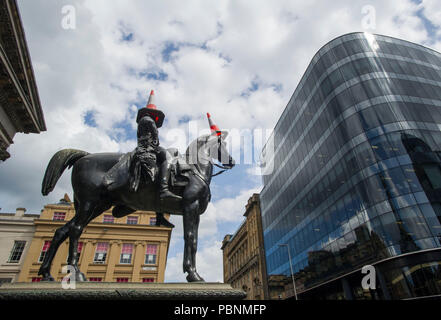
left=0, top=282, right=246, bottom=300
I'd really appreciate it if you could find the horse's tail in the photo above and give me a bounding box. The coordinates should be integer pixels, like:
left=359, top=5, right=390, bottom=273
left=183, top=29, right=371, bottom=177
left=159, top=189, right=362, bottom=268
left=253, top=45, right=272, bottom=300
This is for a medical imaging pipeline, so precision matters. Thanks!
left=42, top=149, right=90, bottom=196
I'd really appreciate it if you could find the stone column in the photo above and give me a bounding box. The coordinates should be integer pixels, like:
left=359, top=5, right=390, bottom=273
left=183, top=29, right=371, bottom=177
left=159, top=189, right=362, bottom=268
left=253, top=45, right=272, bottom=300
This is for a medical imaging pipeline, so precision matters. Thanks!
left=157, top=241, right=168, bottom=283
left=131, top=241, right=145, bottom=282
left=104, top=241, right=120, bottom=282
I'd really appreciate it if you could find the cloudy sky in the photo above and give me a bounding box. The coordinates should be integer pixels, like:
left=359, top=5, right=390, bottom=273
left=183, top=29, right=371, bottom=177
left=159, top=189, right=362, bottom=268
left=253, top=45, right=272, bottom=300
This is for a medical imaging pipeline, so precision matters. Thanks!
left=0, top=0, right=440, bottom=282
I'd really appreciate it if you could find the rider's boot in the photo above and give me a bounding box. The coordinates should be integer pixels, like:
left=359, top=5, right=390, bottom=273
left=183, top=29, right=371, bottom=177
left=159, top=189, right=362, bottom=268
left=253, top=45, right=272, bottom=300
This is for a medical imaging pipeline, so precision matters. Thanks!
left=156, top=212, right=175, bottom=228
left=159, top=160, right=182, bottom=201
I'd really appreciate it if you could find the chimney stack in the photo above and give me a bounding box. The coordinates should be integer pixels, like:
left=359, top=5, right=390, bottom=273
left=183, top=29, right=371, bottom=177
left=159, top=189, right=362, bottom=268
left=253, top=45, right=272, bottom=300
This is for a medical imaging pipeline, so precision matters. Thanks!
left=16, top=208, right=26, bottom=217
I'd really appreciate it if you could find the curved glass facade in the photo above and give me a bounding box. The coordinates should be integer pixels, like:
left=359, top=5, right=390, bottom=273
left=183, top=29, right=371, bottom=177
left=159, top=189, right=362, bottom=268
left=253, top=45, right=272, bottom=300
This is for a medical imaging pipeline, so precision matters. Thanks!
left=261, top=33, right=441, bottom=299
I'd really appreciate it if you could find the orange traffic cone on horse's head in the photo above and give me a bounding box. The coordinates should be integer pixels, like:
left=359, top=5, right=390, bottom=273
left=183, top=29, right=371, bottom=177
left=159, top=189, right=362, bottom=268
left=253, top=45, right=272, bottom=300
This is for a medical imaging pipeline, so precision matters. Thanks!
left=206, top=113, right=228, bottom=138
left=207, top=112, right=221, bottom=136
left=137, top=89, right=165, bottom=128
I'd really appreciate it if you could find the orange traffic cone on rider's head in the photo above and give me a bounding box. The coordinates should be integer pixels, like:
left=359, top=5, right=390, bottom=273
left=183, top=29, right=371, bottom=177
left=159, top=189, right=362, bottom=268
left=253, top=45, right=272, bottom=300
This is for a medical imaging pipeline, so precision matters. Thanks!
left=146, top=90, right=156, bottom=108
left=137, top=89, right=165, bottom=128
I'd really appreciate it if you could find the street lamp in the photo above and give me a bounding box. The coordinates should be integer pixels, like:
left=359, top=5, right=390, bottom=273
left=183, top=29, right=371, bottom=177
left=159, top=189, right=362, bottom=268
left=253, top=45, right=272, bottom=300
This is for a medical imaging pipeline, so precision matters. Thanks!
left=278, top=243, right=298, bottom=300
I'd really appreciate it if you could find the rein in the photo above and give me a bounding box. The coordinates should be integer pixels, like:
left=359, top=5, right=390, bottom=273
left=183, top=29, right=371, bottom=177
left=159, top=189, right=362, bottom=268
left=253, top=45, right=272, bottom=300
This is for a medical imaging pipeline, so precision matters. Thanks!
left=189, top=161, right=231, bottom=192
left=212, top=163, right=230, bottom=177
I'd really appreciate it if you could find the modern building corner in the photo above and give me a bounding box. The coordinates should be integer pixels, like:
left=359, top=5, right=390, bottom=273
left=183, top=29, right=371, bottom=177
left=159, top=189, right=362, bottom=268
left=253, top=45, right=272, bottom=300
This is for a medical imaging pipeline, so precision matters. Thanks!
left=260, top=32, right=441, bottom=300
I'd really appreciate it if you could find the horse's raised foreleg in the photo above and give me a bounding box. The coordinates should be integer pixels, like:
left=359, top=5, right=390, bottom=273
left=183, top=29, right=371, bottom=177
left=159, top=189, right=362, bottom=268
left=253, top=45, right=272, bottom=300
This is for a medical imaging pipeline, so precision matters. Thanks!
left=183, top=200, right=204, bottom=282
left=38, top=220, right=75, bottom=281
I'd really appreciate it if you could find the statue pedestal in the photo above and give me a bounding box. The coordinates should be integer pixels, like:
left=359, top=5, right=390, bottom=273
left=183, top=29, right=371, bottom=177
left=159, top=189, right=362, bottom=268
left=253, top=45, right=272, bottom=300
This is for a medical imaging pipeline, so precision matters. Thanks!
left=0, top=282, right=246, bottom=300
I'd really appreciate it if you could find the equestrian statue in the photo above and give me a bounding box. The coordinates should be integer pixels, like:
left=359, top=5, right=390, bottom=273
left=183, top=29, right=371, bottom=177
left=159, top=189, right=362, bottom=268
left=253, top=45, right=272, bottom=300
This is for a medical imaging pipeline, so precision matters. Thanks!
left=38, top=90, right=235, bottom=282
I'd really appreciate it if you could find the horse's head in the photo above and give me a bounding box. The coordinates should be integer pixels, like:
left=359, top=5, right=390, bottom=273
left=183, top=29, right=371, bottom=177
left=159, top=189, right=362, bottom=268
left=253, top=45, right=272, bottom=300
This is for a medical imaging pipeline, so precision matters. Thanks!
left=205, top=132, right=235, bottom=170
left=205, top=113, right=235, bottom=169
left=185, top=133, right=235, bottom=169
left=185, top=114, right=235, bottom=171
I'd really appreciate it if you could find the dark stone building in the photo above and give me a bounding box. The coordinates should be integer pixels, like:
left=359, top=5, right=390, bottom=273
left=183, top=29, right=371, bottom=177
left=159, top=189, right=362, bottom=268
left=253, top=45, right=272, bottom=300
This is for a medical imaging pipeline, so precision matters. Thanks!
left=0, top=0, right=46, bottom=161
left=222, top=194, right=269, bottom=299
left=261, top=33, right=441, bottom=299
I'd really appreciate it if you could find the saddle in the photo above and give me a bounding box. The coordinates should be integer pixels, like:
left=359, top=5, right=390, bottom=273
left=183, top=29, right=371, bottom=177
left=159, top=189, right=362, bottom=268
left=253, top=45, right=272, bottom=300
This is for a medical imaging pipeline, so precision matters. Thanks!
left=167, top=148, right=192, bottom=188
left=102, top=148, right=191, bottom=192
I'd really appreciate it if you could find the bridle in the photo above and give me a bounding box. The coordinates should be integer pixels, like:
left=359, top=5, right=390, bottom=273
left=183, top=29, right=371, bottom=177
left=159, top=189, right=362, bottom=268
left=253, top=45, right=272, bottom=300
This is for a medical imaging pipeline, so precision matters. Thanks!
left=190, top=138, right=233, bottom=186
left=212, top=138, right=233, bottom=177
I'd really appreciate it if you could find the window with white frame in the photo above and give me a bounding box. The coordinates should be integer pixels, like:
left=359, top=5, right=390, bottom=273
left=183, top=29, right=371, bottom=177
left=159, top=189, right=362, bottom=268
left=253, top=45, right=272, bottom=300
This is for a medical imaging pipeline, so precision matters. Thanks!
left=145, top=244, right=158, bottom=265
left=103, top=215, right=114, bottom=223
left=149, top=217, right=156, bottom=226
left=38, top=241, right=51, bottom=263
left=127, top=216, right=138, bottom=225
left=8, top=241, right=26, bottom=263
left=120, top=244, right=133, bottom=264
left=93, top=242, right=108, bottom=263
left=53, top=212, right=66, bottom=221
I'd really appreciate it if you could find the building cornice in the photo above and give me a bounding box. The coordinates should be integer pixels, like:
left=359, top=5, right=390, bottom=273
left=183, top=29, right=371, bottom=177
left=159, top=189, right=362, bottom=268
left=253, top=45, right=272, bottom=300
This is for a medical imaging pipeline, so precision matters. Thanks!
left=3, top=0, right=46, bottom=131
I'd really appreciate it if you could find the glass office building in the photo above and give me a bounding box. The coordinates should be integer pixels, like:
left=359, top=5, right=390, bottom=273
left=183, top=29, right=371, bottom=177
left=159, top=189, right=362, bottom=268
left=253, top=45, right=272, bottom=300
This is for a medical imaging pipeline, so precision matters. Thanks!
left=261, top=33, right=441, bottom=300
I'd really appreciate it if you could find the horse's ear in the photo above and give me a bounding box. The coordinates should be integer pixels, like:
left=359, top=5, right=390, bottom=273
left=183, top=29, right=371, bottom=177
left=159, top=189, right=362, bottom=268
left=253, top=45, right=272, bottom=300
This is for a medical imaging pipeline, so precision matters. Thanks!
left=220, top=131, right=228, bottom=140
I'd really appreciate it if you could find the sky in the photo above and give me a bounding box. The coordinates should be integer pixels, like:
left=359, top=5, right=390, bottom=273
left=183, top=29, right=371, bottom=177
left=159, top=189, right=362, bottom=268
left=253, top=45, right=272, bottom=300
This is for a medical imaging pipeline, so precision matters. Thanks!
left=0, top=0, right=440, bottom=282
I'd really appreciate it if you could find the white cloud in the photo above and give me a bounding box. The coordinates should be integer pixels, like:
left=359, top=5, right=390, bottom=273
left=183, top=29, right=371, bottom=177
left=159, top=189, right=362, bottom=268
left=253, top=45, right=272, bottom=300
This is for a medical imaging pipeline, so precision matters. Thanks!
left=165, top=241, right=224, bottom=283
left=165, top=186, right=260, bottom=282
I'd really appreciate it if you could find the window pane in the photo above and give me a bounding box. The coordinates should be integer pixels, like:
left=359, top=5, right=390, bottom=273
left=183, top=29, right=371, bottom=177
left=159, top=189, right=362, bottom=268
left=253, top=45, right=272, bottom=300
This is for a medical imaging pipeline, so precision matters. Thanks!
left=120, top=244, right=133, bottom=264
left=103, top=215, right=114, bottom=223
left=121, top=244, right=133, bottom=254
left=53, top=212, right=66, bottom=221
left=94, top=242, right=108, bottom=263
left=418, top=204, right=441, bottom=238
left=397, top=206, right=432, bottom=242
left=146, top=244, right=158, bottom=254
left=379, top=212, right=401, bottom=247
left=38, top=241, right=51, bottom=263
left=127, top=216, right=138, bottom=225
left=8, top=241, right=26, bottom=263
left=423, top=165, right=441, bottom=189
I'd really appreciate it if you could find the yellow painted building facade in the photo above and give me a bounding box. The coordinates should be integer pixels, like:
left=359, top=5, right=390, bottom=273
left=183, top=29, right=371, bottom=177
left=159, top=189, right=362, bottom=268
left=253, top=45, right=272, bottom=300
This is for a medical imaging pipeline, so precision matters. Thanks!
left=18, top=195, right=172, bottom=283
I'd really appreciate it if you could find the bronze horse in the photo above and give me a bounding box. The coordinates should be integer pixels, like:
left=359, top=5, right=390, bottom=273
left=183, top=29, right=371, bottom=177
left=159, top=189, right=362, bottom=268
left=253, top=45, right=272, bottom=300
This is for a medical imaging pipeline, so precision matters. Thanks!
left=38, top=132, right=234, bottom=282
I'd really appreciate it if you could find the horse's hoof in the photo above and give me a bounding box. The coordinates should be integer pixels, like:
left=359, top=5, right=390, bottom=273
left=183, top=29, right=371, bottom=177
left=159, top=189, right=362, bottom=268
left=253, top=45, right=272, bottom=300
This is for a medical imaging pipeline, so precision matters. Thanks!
left=75, top=272, right=87, bottom=282
left=186, top=272, right=205, bottom=282
left=156, top=219, right=175, bottom=228
left=38, top=268, right=55, bottom=282
left=41, top=275, right=55, bottom=282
